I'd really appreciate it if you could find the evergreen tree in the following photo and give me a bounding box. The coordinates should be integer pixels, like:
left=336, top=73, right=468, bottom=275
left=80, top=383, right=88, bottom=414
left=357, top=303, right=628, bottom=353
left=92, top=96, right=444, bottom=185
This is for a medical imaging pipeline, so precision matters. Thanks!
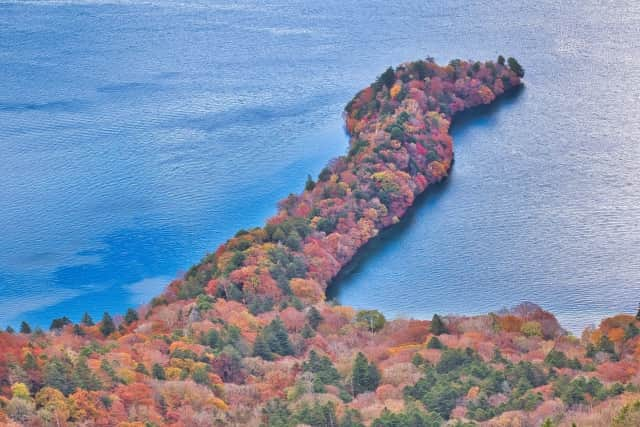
left=598, top=335, right=615, bottom=354
left=253, top=334, right=272, bottom=360
left=351, top=352, right=379, bottom=395
left=23, top=352, right=37, bottom=371
left=253, top=318, right=294, bottom=360
left=636, top=302, right=640, bottom=321
left=135, top=362, right=149, bottom=375
left=124, top=308, right=139, bottom=325
left=270, top=318, right=294, bottom=356
left=152, top=363, right=166, bottom=380
left=50, top=316, right=71, bottom=331
left=74, top=356, right=102, bottom=391
left=44, top=357, right=75, bottom=395
left=81, top=312, right=94, bottom=326
left=5, top=325, right=14, bottom=334
left=301, top=323, right=315, bottom=339
left=191, top=365, right=210, bottom=386
left=507, top=57, right=525, bottom=77
left=72, top=324, right=85, bottom=336
left=20, top=321, right=31, bottom=334
left=497, top=55, right=505, bottom=66
left=378, top=66, right=396, bottom=89
left=427, top=336, right=444, bottom=349
left=99, top=312, right=115, bottom=337
left=625, top=322, right=640, bottom=340
left=307, top=306, right=323, bottom=330
left=430, top=314, right=447, bottom=335
left=262, top=399, right=291, bottom=427
left=303, top=350, right=341, bottom=385
left=305, top=174, right=316, bottom=192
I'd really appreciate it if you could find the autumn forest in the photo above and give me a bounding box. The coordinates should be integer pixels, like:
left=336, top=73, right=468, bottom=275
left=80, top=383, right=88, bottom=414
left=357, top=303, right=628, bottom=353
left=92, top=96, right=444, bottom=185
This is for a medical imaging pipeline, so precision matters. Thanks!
left=2, top=58, right=640, bottom=427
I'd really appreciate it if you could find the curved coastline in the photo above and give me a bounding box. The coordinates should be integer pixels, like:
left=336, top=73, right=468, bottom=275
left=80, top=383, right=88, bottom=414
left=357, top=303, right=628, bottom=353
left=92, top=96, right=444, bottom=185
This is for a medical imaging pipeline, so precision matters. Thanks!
left=327, top=85, right=525, bottom=301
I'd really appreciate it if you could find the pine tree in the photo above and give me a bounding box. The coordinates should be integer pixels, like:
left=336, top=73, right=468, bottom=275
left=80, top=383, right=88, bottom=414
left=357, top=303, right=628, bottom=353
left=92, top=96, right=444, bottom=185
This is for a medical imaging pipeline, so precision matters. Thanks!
left=74, top=356, right=102, bottom=391
left=20, top=321, right=31, bottom=334
left=301, top=323, right=315, bottom=338
left=135, top=362, right=149, bottom=375
left=99, top=312, right=115, bottom=337
left=636, top=302, right=640, bottom=321
left=124, top=308, right=138, bottom=325
left=50, top=316, right=71, bottom=331
left=5, top=326, right=14, bottom=334
left=81, top=312, right=94, bottom=326
left=253, top=334, right=272, bottom=360
left=44, top=357, right=75, bottom=395
left=308, top=306, right=323, bottom=330
left=427, top=336, right=444, bottom=349
left=507, top=57, right=525, bottom=77
left=271, top=318, right=293, bottom=356
left=430, top=314, right=447, bottom=335
left=305, top=174, right=316, bottom=191
left=23, top=352, right=37, bottom=371
left=152, top=363, right=166, bottom=380
left=351, top=352, right=379, bottom=395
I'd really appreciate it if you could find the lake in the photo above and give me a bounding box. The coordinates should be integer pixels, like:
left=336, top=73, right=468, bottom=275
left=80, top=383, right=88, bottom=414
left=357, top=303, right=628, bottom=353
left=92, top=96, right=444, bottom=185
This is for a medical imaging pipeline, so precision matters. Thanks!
left=1, top=0, right=639, bottom=333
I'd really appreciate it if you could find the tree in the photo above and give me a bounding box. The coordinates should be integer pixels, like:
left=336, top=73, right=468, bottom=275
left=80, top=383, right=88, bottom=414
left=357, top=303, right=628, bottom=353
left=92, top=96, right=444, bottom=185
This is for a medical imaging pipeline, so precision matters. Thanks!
left=44, top=358, right=75, bottom=395
left=351, top=352, right=380, bottom=395
left=23, top=352, right=37, bottom=371
left=152, top=363, right=166, bottom=380
left=356, top=310, right=386, bottom=333
left=301, top=323, right=315, bottom=338
left=303, top=350, right=341, bottom=386
left=254, top=318, right=294, bottom=360
left=372, top=406, right=442, bottom=427
left=191, top=365, right=210, bottom=386
left=253, top=334, right=272, bottom=360
left=81, top=312, right=94, bottom=326
left=305, top=174, right=316, bottom=191
left=507, top=57, right=524, bottom=77
left=379, top=66, right=396, bottom=89
left=598, top=335, right=615, bottom=354
left=50, top=316, right=71, bottom=331
left=636, top=302, right=640, bottom=321
left=11, top=382, right=30, bottom=399
left=20, top=321, right=31, bottom=334
left=308, top=306, right=323, bottom=330
left=124, top=308, right=138, bottom=325
left=99, top=312, right=115, bottom=337
left=497, top=55, right=505, bottom=65
left=135, top=363, right=148, bottom=375
left=74, top=357, right=101, bottom=391
left=430, top=314, right=447, bottom=335
left=270, top=318, right=294, bottom=356
left=545, top=349, right=569, bottom=369
left=262, top=399, right=291, bottom=427
left=5, top=325, right=14, bottom=334
left=427, top=336, right=444, bottom=349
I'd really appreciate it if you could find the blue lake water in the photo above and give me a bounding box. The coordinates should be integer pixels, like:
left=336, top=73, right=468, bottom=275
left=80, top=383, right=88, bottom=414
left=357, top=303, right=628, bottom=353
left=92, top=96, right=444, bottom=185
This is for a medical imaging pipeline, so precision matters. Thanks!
left=1, top=0, right=639, bottom=333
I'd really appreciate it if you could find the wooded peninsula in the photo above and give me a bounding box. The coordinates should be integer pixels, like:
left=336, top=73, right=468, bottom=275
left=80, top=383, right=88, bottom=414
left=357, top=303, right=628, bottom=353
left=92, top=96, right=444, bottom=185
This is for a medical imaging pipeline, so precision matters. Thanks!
left=2, top=57, right=640, bottom=427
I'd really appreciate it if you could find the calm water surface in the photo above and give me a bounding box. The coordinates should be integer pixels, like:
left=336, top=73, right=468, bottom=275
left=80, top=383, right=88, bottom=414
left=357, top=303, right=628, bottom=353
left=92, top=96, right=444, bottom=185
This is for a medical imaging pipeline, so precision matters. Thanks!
left=1, top=0, right=639, bottom=332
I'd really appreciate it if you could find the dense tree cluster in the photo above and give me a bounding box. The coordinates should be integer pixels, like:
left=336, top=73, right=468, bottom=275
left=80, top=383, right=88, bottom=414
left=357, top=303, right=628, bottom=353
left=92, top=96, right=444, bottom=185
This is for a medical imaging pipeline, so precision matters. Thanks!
left=3, top=57, right=638, bottom=426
